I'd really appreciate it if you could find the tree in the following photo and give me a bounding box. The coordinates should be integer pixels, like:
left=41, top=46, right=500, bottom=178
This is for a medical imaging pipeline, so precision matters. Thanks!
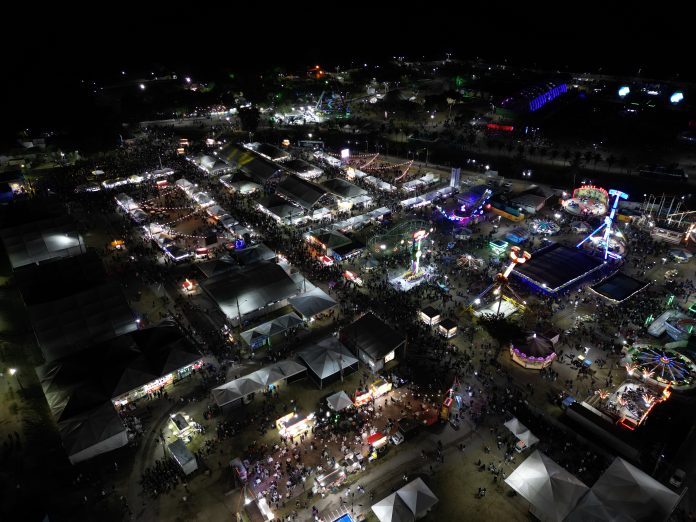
left=238, top=107, right=260, bottom=133
left=477, top=315, right=526, bottom=356
left=550, top=149, right=559, bottom=162
left=606, top=155, right=616, bottom=170
left=583, top=151, right=592, bottom=165
left=562, top=149, right=572, bottom=164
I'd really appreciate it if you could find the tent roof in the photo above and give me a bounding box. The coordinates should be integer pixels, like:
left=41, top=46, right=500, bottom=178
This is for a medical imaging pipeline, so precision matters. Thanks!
left=372, top=478, right=438, bottom=522
left=0, top=215, right=84, bottom=269
left=326, top=391, right=353, bottom=411
left=505, top=450, right=589, bottom=522
left=289, top=287, right=337, bottom=319
left=201, top=262, right=299, bottom=320
left=321, top=178, right=368, bottom=199
left=240, top=313, right=304, bottom=345
left=567, top=457, right=680, bottom=522
left=234, top=243, right=276, bottom=266
left=503, top=418, right=540, bottom=446
left=29, top=282, right=137, bottom=361
left=341, top=313, right=405, bottom=361
left=37, top=322, right=201, bottom=422
left=310, top=229, right=352, bottom=250
left=275, top=176, right=327, bottom=209
left=298, top=336, right=359, bottom=381
left=58, top=402, right=128, bottom=459
left=397, top=478, right=438, bottom=516
left=212, top=360, right=306, bottom=407
left=219, top=144, right=282, bottom=183
left=372, top=493, right=415, bottom=522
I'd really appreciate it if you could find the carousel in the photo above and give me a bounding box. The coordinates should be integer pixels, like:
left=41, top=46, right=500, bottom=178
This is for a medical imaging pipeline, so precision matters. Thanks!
left=510, top=333, right=557, bottom=369
left=530, top=219, right=560, bottom=235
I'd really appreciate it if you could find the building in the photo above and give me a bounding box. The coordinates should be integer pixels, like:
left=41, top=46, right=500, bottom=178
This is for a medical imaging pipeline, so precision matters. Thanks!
left=36, top=322, right=201, bottom=464
left=0, top=215, right=85, bottom=270
left=275, top=176, right=328, bottom=210
left=341, top=313, right=406, bottom=373
left=201, top=262, right=300, bottom=325
left=282, top=159, right=323, bottom=180
left=219, top=144, right=283, bottom=185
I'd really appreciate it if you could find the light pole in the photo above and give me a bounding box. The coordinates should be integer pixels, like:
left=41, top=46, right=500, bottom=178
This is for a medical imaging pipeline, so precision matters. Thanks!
left=9, top=368, right=24, bottom=391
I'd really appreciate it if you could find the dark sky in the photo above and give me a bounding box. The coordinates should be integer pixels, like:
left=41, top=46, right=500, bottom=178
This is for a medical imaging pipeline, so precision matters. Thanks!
left=1, top=5, right=689, bottom=136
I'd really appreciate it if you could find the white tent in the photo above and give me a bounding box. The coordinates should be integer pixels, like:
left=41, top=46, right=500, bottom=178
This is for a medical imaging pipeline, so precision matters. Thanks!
left=372, top=493, right=415, bottom=522
left=297, top=336, right=359, bottom=387
left=504, top=417, right=540, bottom=447
left=372, top=478, right=438, bottom=522
left=397, top=478, right=438, bottom=518
left=505, top=450, right=589, bottom=522
left=326, top=391, right=353, bottom=411
left=289, top=287, right=337, bottom=319
left=566, top=457, right=681, bottom=522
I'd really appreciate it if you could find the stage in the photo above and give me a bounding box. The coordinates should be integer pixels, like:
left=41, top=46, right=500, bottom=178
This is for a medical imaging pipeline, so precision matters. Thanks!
left=473, top=299, right=519, bottom=318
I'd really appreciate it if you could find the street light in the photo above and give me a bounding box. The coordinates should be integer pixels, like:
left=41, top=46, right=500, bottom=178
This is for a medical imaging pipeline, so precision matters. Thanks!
left=9, top=368, right=24, bottom=390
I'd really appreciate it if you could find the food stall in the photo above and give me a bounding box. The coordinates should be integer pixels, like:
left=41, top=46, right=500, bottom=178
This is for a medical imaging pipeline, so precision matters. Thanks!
left=369, top=379, right=393, bottom=399
left=275, top=411, right=315, bottom=438
left=313, top=466, right=347, bottom=494
left=367, top=432, right=388, bottom=449
left=353, top=389, right=372, bottom=407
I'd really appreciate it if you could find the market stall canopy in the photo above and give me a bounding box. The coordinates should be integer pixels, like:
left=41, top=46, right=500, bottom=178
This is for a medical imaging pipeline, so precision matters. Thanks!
left=298, top=336, right=358, bottom=384
left=566, top=457, right=680, bottom=522
left=326, top=391, right=353, bottom=411
left=321, top=178, right=368, bottom=200
left=289, top=287, right=337, bottom=319
left=212, top=360, right=306, bottom=407
left=240, top=313, right=304, bottom=346
left=503, top=418, right=540, bottom=447
left=505, top=450, right=589, bottom=522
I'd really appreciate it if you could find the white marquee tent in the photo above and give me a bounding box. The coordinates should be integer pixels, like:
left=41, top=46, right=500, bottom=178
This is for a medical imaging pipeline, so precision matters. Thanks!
left=505, top=450, right=589, bottom=522
left=504, top=417, right=540, bottom=447
left=326, top=391, right=353, bottom=411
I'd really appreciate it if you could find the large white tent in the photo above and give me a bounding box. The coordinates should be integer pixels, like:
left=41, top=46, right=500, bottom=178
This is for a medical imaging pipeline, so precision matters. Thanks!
left=504, top=417, right=540, bottom=447
left=289, top=287, right=337, bottom=320
left=505, top=450, right=589, bottom=522
left=566, top=457, right=681, bottom=522
left=372, top=478, right=438, bottom=522
left=212, top=360, right=306, bottom=408
left=297, top=336, right=359, bottom=388
left=372, top=493, right=415, bottom=522
left=240, top=313, right=304, bottom=347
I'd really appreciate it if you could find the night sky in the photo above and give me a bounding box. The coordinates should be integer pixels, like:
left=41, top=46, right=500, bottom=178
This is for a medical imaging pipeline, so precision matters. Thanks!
left=1, top=5, right=688, bottom=139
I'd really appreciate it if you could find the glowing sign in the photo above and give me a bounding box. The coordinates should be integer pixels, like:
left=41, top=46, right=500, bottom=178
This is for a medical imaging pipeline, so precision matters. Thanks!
left=340, top=148, right=350, bottom=159
left=670, top=91, right=684, bottom=104
left=384, top=350, right=396, bottom=363
left=487, top=123, right=514, bottom=132
left=618, top=86, right=630, bottom=97
left=529, top=84, right=567, bottom=112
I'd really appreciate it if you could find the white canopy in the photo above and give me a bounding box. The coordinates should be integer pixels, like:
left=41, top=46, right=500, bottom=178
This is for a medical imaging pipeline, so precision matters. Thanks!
left=326, top=391, right=353, bottom=411
left=212, top=360, right=306, bottom=407
left=566, top=457, right=681, bottom=522
left=289, top=287, right=337, bottom=319
left=297, top=336, right=359, bottom=386
left=372, top=493, right=415, bottom=522
left=372, top=478, right=438, bottom=522
left=504, top=417, right=540, bottom=447
left=505, top=450, right=589, bottom=522
left=397, top=478, right=438, bottom=517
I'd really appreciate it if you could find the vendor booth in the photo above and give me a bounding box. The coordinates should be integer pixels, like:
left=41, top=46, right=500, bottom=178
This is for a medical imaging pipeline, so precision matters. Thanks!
left=275, top=411, right=315, bottom=438
left=504, top=417, right=540, bottom=453
left=168, top=438, right=198, bottom=475
left=437, top=319, right=458, bottom=338
left=419, top=306, right=441, bottom=326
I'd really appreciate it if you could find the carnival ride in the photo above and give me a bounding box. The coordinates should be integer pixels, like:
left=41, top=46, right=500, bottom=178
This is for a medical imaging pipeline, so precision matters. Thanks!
left=590, top=380, right=671, bottom=431
left=562, top=185, right=609, bottom=217
left=457, top=254, right=485, bottom=271
left=530, top=219, right=560, bottom=235
left=368, top=220, right=431, bottom=255
left=576, top=189, right=628, bottom=260
left=472, top=246, right=530, bottom=317
left=624, top=345, right=696, bottom=389
left=444, top=188, right=493, bottom=223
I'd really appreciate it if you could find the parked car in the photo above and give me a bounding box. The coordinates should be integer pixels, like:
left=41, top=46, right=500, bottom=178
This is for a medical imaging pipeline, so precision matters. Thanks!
left=390, top=432, right=405, bottom=446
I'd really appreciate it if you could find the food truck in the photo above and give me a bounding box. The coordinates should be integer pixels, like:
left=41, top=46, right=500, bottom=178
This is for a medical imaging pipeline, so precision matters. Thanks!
left=275, top=412, right=315, bottom=438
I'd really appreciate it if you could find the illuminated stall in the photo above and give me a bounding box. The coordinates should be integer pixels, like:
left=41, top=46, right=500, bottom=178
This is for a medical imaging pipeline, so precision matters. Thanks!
left=275, top=411, right=315, bottom=438
left=370, top=378, right=393, bottom=399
